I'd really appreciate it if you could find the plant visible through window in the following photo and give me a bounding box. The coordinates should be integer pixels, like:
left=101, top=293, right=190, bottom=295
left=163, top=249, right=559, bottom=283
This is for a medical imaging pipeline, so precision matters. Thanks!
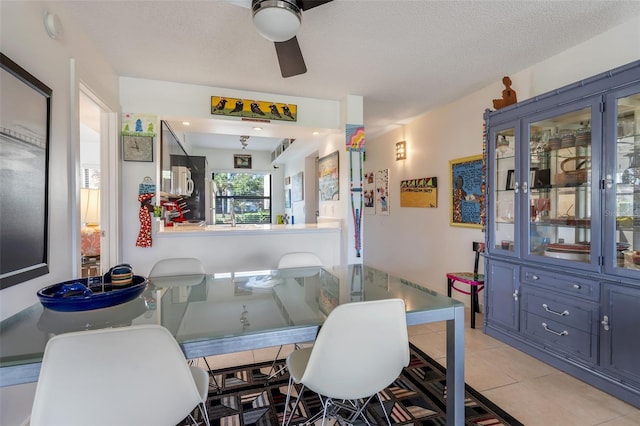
left=213, top=172, right=271, bottom=224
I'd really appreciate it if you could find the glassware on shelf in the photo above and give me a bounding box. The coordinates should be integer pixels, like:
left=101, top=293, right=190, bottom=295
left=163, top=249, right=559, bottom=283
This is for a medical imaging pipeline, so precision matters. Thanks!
left=497, top=135, right=510, bottom=153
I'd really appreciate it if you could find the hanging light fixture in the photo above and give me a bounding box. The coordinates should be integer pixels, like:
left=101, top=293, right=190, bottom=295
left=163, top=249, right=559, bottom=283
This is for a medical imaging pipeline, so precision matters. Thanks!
left=240, top=135, right=250, bottom=150
left=252, top=0, right=302, bottom=42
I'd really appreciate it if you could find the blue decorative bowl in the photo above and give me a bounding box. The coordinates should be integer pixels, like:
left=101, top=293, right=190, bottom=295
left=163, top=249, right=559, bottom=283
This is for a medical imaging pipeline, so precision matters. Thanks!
left=37, top=275, right=147, bottom=312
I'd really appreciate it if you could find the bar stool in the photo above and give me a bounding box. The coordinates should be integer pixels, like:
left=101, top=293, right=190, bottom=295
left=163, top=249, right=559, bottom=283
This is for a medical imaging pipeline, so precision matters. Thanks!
left=446, top=241, right=485, bottom=328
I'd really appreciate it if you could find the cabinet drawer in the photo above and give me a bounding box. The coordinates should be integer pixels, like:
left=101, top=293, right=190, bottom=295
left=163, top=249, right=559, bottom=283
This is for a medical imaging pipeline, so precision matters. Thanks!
left=522, top=289, right=597, bottom=333
left=522, top=312, right=597, bottom=363
left=521, top=267, right=599, bottom=300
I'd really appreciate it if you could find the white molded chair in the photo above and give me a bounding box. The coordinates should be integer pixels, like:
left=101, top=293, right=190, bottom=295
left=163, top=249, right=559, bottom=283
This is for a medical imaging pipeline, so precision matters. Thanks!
left=282, top=299, right=409, bottom=426
left=267, top=252, right=323, bottom=379
left=277, top=252, right=322, bottom=269
left=149, top=257, right=206, bottom=278
left=148, top=257, right=217, bottom=390
left=30, top=324, right=210, bottom=426
left=149, top=257, right=206, bottom=293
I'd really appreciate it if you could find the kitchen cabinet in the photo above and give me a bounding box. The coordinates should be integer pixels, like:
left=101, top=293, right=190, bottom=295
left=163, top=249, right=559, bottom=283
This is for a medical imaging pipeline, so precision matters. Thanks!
left=521, top=283, right=599, bottom=365
left=485, top=260, right=519, bottom=332
left=600, top=282, right=640, bottom=388
left=484, top=60, right=640, bottom=408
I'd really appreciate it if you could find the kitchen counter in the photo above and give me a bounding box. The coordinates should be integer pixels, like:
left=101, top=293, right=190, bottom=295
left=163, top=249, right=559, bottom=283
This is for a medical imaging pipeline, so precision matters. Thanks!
left=128, top=219, right=343, bottom=276
left=157, top=221, right=340, bottom=236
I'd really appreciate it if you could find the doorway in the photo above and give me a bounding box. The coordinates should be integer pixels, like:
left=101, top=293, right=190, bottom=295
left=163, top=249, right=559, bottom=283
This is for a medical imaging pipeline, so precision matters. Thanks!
left=79, top=87, right=114, bottom=277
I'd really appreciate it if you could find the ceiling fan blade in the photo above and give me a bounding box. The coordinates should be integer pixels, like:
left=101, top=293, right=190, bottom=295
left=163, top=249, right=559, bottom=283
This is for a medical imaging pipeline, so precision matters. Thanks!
left=224, top=0, right=251, bottom=8
left=298, top=0, right=333, bottom=11
left=275, top=37, right=307, bottom=78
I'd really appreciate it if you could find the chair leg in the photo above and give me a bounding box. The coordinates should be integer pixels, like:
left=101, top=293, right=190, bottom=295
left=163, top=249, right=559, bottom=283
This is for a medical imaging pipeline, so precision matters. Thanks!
left=470, top=285, right=477, bottom=329
left=282, top=379, right=305, bottom=426
left=197, top=401, right=211, bottom=426
left=376, top=392, right=393, bottom=425
left=200, top=357, right=221, bottom=391
left=473, top=289, right=481, bottom=313
left=343, top=395, right=375, bottom=425
left=447, top=278, right=453, bottom=297
left=281, top=376, right=293, bottom=426
left=266, top=344, right=300, bottom=384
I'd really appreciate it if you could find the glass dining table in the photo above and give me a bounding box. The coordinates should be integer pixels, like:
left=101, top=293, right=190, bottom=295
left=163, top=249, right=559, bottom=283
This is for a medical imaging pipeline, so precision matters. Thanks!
left=0, top=264, right=465, bottom=425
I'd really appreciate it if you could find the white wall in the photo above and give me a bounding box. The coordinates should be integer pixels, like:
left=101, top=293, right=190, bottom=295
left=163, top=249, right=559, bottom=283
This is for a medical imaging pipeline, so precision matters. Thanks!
left=363, top=17, right=640, bottom=304
left=0, top=2, right=119, bottom=320
left=0, top=2, right=119, bottom=424
left=118, top=78, right=351, bottom=274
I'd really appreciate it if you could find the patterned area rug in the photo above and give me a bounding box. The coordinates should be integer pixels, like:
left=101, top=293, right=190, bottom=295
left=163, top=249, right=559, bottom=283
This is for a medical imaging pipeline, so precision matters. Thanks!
left=182, top=344, right=522, bottom=425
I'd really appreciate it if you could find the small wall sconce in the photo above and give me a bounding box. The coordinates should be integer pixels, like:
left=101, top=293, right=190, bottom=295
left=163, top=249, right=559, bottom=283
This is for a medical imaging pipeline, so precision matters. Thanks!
left=395, top=141, right=407, bottom=161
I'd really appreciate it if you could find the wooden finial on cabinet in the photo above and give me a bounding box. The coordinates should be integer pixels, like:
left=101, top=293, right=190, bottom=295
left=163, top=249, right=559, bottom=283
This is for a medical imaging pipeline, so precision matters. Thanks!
left=492, top=76, right=517, bottom=110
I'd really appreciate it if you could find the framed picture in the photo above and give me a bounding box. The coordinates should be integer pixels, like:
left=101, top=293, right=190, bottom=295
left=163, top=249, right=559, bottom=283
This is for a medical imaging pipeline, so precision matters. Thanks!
left=291, top=171, right=303, bottom=202
left=533, top=168, right=551, bottom=189
left=400, top=177, right=437, bottom=208
left=234, top=154, right=252, bottom=169
left=449, top=154, right=485, bottom=228
left=505, top=169, right=515, bottom=190
left=284, top=188, right=291, bottom=208
left=376, top=169, right=389, bottom=215
left=0, top=53, right=51, bottom=289
left=529, top=168, right=538, bottom=186
left=318, top=150, right=339, bottom=201
left=364, top=172, right=375, bottom=215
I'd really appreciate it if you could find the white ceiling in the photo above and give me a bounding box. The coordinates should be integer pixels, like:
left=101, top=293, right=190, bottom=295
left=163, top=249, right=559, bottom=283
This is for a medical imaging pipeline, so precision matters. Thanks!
left=58, top=0, right=640, bottom=152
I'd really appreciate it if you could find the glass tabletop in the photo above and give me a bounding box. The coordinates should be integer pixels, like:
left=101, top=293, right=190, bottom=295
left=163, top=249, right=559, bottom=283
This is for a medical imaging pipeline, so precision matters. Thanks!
left=0, top=264, right=462, bottom=385
left=158, top=265, right=462, bottom=348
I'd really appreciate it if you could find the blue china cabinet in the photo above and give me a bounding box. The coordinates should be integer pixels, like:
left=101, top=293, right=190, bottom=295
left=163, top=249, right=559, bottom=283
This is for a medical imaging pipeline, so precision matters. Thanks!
left=484, top=60, right=640, bottom=408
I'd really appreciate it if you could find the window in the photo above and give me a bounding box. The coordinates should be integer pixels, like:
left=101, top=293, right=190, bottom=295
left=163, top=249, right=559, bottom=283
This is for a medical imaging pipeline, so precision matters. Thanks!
left=213, top=172, right=271, bottom=224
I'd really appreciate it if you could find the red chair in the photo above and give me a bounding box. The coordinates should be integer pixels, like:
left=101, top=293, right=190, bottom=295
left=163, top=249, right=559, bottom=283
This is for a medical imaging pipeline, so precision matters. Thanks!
left=446, top=241, right=485, bottom=328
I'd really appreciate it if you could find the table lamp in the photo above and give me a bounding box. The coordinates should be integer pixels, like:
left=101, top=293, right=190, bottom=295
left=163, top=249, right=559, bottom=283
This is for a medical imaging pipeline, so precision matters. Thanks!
left=80, top=188, right=100, bottom=256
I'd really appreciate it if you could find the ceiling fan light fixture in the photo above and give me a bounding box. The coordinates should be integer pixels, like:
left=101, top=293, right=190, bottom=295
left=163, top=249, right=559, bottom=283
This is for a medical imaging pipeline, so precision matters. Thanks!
left=252, top=0, right=301, bottom=42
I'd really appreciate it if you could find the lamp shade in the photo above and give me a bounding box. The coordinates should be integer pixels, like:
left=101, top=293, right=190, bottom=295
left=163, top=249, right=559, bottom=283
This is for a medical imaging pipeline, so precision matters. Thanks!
left=252, top=0, right=301, bottom=42
left=80, top=188, right=100, bottom=225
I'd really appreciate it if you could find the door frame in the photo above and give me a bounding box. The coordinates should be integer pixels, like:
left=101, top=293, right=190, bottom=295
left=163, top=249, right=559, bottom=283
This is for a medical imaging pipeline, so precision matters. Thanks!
left=72, top=72, right=119, bottom=276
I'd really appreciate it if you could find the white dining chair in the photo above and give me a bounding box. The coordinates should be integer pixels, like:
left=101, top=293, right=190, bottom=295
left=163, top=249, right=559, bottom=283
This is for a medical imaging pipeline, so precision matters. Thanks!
left=149, top=257, right=206, bottom=278
left=30, top=324, right=210, bottom=426
left=265, top=252, right=323, bottom=380
left=277, top=252, right=322, bottom=269
left=148, top=257, right=218, bottom=390
left=282, top=298, right=409, bottom=426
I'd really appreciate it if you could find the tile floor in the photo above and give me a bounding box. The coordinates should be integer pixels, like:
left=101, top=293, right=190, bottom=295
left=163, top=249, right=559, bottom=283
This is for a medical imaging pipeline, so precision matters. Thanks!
left=201, top=309, right=640, bottom=426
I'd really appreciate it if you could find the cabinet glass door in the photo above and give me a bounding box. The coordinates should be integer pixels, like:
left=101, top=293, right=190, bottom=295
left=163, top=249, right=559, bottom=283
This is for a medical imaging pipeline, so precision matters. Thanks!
left=492, top=127, right=516, bottom=254
left=609, top=90, right=640, bottom=274
left=527, top=106, right=595, bottom=265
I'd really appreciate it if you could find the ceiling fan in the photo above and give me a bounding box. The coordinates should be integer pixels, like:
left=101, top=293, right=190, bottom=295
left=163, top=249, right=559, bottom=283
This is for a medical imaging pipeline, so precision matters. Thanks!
left=229, top=0, right=333, bottom=78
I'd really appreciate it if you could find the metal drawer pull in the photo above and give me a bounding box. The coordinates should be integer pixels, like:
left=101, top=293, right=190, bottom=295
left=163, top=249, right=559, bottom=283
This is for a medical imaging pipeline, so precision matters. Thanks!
left=531, top=275, right=539, bottom=280
left=572, top=284, right=581, bottom=289
left=542, top=322, right=568, bottom=336
left=601, top=315, right=610, bottom=331
left=542, top=303, right=569, bottom=316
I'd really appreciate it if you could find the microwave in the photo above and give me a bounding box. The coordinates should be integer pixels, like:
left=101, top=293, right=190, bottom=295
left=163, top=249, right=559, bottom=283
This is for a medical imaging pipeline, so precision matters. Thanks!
left=171, top=166, right=194, bottom=196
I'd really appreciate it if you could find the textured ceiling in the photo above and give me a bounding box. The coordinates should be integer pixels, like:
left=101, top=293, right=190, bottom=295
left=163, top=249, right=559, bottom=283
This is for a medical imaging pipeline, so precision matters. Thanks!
left=59, top=0, right=640, bottom=150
